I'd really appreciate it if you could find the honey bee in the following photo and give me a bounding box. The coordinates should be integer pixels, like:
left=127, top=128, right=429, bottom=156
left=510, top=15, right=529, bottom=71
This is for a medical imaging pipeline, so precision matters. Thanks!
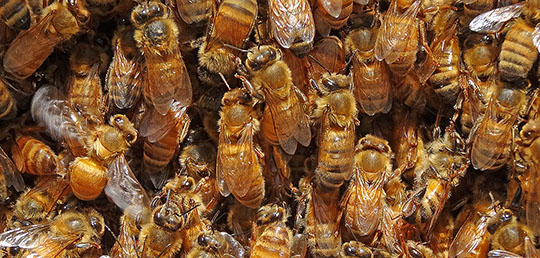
left=344, top=15, right=392, bottom=116
left=140, top=101, right=190, bottom=189
left=236, top=45, right=311, bottom=155
left=227, top=202, right=258, bottom=245
left=3, top=2, right=80, bottom=80
left=10, top=135, right=59, bottom=176
left=299, top=177, right=341, bottom=258
left=169, top=0, right=212, bottom=24
left=131, top=0, right=192, bottom=114
left=8, top=176, right=70, bottom=229
left=312, top=0, right=353, bottom=36
left=0, top=78, right=16, bottom=120
left=305, top=36, right=346, bottom=85
left=340, top=135, right=392, bottom=240
left=448, top=201, right=506, bottom=258
left=268, top=0, right=315, bottom=57
left=311, top=73, right=357, bottom=192
left=216, top=88, right=265, bottom=208
left=340, top=241, right=392, bottom=258
left=469, top=0, right=540, bottom=82
left=106, top=20, right=145, bottom=110
left=251, top=204, right=292, bottom=258
left=0, top=145, right=23, bottom=203
left=394, top=71, right=431, bottom=111
left=197, top=0, right=257, bottom=85
left=187, top=231, right=247, bottom=258
left=460, top=0, right=495, bottom=31
left=375, top=0, right=428, bottom=78
left=469, top=80, right=528, bottom=171
left=0, top=208, right=105, bottom=257
left=491, top=215, right=535, bottom=256
left=402, top=240, right=435, bottom=257
left=462, top=33, right=499, bottom=81
left=0, top=0, right=31, bottom=30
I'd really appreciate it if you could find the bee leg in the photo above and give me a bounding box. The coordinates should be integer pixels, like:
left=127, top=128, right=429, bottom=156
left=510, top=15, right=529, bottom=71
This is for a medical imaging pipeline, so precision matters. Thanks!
left=418, top=21, right=438, bottom=67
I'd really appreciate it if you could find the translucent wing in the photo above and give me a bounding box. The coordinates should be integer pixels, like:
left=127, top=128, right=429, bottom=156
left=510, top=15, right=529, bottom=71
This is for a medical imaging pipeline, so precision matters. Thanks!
left=25, top=176, right=71, bottom=214
left=269, top=0, right=314, bottom=49
left=0, top=145, right=24, bottom=192
left=320, top=0, right=342, bottom=19
left=144, top=50, right=192, bottom=115
left=448, top=213, right=488, bottom=257
left=216, top=121, right=232, bottom=197
left=352, top=55, right=392, bottom=115
left=374, top=0, right=421, bottom=62
left=469, top=2, right=525, bottom=33
left=344, top=173, right=384, bottom=236
left=311, top=183, right=341, bottom=251
left=264, top=83, right=311, bottom=155
left=139, top=102, right=189, bottom=143
left=176, top=0, right=212, bottom=24
left=533, top=23, right=540, bottom=53
left=219, top=232, right=246, bottom=258
left=460, top=73, right=485, bottom=127
left=31, top=86, right=69, bottom=142
left=488, top=250, right=523, bottom=258
left=67, top=64, right=104, bottom=123
left=0, top=224, right=49, bottom=249
left=221, top=121, right=262, bottom=198
left=415, top=24, right=458, bottom=84
left=106, top=42, right=144, bottom=110
left=526, top=159, right=540, bottom=236
left=29, top=234, right=82, bottom=258
left=105, top=154, right=150, bottom=218
left=306, top=36, right=346, bottom=82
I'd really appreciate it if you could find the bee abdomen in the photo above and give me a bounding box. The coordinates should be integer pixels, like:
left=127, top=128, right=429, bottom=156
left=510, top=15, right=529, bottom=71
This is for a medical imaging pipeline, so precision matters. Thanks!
left=315, top=0, right=352, bottom=29
left=252, top=225, right=291, bottom=258
left=499, top=22, right=538, bottom=81
left=316, top=129, right=354, bottom=191
left=0, top=80, right=15, bottom=120
left=0, top=0, right=30, bottom=30
left=18, top=137, right=59, bottom=175
left=216, top=0, right=257, bottom=44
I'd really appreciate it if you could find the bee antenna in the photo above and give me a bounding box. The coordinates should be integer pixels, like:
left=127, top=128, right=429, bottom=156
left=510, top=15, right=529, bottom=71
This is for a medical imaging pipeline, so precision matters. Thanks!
left=181, top=204, right=201, bottom=218
left=165, top=189, right=171, bottom=209
left=104, top=224, right=126, bottom=255
left=340, top=49, right=358, bottom=74
left=155, top=243, right=172, bottom=258
left=223, top=44, right=250, bottom=53
left=345, top=224, right=360, bottom=242
left=308, top=55, right=331, bottom=74
left=132, top=235, right=141, bottom=258
left=218, top=73, right=231, bottom=90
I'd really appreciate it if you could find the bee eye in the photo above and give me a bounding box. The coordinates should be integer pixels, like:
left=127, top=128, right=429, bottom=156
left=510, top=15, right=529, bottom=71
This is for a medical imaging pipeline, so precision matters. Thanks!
left=241, top=92, right=252, bottom=102
left=182, top=179, right=193, bottom=189
left=223, top=99, right=232, bottom=106
left=126, top=134, right=135, bottom=143
left=250, top=61, right=261, bottom=71
left=482, top=35, right=493, bottom=44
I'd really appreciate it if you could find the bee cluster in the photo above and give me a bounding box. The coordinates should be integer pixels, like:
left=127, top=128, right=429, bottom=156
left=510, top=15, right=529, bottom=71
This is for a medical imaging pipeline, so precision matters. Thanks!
left=1, top=0, right=540, bottom=257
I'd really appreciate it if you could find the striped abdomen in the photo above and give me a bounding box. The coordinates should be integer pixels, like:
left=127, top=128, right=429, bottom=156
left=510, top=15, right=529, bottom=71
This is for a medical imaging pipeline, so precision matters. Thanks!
left=499, top=19, right=538, bottom=81
left=428, top=35, right=460, bottom=105
left=68, top=74, right=103, bottom=123
left=307, top=188, right=341, bottom=258
left=0, top=0, right=30, bottom=30
left=315, top=118, right=355, bottom=192
left=212, top=0, right=257, bottom=47
left=315, top=0, right=352, bottom=29
left=175, top=0, right=212, bottom=24
left=251, top=222, right=292, bottom=258
left=353, top=56, right=392, bottom=116
left=143, top=127, right=179, bottom=179
left=386, top=18, right=418, bottom=77
left=16, top=136, right=59, bottom=175
left=0, top=79, right=16, bottom=120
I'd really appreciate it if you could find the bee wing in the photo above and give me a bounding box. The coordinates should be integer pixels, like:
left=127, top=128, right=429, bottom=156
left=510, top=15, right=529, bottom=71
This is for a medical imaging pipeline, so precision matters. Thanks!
left=219, top=232, right=246, bottom=258
left=415, top=24, right=457, bottom=84
left=265, top=84, right=312, bottom=155
left=105, top=154, right=150, bottom=218
left=525, top=236, right=540, bottom=258
left=460, top=74, right=485, bottom=127
left=31, top=86, right=69, bottom=142
left=526, top=160, right=540, bottom=236
left=29, top=234, right=83, bottom=258
left=176, top=0, right=213, bottom=24
left=222, top=121, right=262, bottom=198
left=139, top=102, right=188, bottom=143
left=25, top=176, right=71, bottom=215
left=350, top=175, right=385, bottom=235
left=469, top=2, right=525, bottom=33
left=0, top=146, right=24, bottom=192
left=448, top=214, right=488, bottom=257
left=488, top=250, right=523, bottom=258
left=216, top=121, right=232, bottom=197
left=374, top=0, right=421, bottom=62
left=144, top=52, right=192, bottom=115
left=352, top=56, right=392, bottom=116
left=68, top=64, right=104, bottom=123
left=269, top=0, right=315, bottom=49
left=0, top=224, right=50, bottom=249
left=307, top=36, right=346, bottom=81
left=320, top=0, right=342, bottom=19
left=311, top=185, right=340, bottom=249
left=106, top=43, right=144, bottom=110
left=532, top=23, right=540, bottom=53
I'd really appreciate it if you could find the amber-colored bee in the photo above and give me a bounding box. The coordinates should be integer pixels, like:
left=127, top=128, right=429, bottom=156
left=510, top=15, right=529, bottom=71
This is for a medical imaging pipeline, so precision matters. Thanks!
left=140, top=101, right=190, bottom=188
left=10, top=135, right=59, bottom=176
left=306, top=36, right=346, bottom=85
left=250, top=204, right=292, bottom=258
left=469, top=81, right=528, bottom=171
left=227, top=202, right=258, bottom=245
left=106, top=20, right=145, bottom=110
left=268, top=0, right=315, bottom=57
left=0, top=209, right=104, bottom=257
left=187, top=231, right=247, bottom=258
left=312, top=0, right=353, bottom=36
left=470, top=1, right=540, bottom=82
left=491, top=214, right=535, bottom=256
left=463, top=33, right=499, bottom=81
left=340, top=135, right=392, bottom=240
left=345, top=15, right=392, bottom=116
left=197, top=0, right=257, bottom=85
left=0, top=0, right=31, bottom=29
left=216, top=88, right=265, bottom=208
left=3, top=2, right=80, bottom=80
left=131, top=1, right=192, bottom=114
left=169, top=0, right=212, bottom=24
left=460, top=0, right=494, bottom=30
left=8, top=176, right=70, bottom=229
left=0, top=78, right=16, bottom=121
left=394, top=72, right=432, bottom=111
left=311, top=73, right=357, bottom=192
left=237, top=45, right=311, bottom=155
left=449, top=201, right=506, bottom=258
left=299, top=177, right=341, bottom=258
left=340, top=241, right=392, bottom=258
